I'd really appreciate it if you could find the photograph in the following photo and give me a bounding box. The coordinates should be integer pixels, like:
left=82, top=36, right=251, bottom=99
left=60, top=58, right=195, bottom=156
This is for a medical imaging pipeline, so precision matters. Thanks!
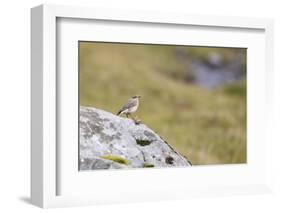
left=78, top=41, right=247, bottom=170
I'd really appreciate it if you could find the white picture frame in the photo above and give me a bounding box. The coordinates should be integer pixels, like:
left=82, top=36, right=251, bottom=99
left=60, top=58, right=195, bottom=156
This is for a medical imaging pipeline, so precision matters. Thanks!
left=31, top=4, right=274, bottom=208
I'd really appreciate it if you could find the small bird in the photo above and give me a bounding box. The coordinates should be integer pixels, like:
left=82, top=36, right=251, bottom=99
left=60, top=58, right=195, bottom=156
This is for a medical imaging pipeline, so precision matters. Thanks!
left=117, top=95, right=141, bottom=123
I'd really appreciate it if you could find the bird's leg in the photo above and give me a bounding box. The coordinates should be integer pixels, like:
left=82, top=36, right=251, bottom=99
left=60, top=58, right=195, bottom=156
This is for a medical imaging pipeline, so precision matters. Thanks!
left=126, top=113, right=129, bottom=118
left=128, top=113, right=133, bottom=120
left=126, top=114, right=141, bottom=125
left=128, top=113, right=134, bottom=120
left=131, top=114, right=141, bottom=125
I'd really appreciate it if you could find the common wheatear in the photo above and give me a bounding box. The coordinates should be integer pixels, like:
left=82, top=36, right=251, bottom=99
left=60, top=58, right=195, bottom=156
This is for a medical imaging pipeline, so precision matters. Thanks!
left=117, top=95, right=141, bottom=123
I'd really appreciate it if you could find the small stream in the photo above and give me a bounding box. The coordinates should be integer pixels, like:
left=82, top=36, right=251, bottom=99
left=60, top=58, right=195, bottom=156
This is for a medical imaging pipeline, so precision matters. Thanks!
left=174, top=49, right=246, bottom=89
left=191, top=59, right=245, bottom=88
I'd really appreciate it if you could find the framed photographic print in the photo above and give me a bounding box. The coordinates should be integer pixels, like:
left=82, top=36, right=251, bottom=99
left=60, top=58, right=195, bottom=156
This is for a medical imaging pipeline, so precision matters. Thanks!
left=31, top=4, right=274, bottom=208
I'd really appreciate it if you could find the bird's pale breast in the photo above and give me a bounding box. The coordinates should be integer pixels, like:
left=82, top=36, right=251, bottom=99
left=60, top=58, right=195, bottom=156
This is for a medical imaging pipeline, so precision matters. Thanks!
left=128, top=99, right=139, bottom=113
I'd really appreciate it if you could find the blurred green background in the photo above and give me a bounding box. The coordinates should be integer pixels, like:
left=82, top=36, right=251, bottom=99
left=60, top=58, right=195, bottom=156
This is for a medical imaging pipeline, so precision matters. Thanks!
left=79, top=41, right=246, bottom=165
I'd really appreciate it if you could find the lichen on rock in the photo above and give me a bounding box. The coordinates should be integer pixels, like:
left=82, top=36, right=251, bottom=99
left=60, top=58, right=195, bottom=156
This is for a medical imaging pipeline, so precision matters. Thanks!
left=79, top=106, right=191, bottom=170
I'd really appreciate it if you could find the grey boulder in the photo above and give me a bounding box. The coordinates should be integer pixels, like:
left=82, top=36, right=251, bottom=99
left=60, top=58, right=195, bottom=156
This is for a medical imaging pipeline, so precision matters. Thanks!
left=79, top=106, right=191, bottom=170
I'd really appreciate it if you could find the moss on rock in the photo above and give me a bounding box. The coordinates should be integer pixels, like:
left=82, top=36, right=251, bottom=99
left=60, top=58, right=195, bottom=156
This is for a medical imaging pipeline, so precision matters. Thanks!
left=100, top=155, right=129, bottom=165
left=143, top=163, right=155, bottom=168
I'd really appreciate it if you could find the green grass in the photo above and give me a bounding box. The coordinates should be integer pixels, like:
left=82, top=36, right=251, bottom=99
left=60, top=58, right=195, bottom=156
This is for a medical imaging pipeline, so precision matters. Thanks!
left=80, top=42, right=246, bottom=165
left=100, top=155, right=129, bottom=165
left=221, top=79, right=246, bottom=97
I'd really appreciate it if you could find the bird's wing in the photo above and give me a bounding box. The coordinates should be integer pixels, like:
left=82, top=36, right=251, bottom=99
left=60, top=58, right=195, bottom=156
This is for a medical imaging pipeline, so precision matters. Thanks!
left=120, top=98, right=136, bottom=111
